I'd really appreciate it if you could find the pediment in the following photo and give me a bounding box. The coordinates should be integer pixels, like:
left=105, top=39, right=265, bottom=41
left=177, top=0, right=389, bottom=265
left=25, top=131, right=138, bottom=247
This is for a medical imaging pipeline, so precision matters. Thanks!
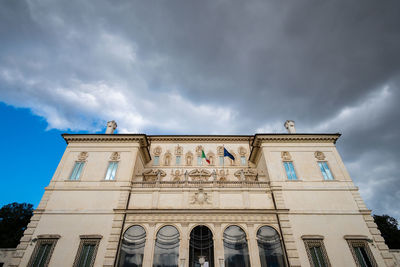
left=142, top=169, right=166, bottom=181
left=234, top=169, right=258, bottom=181
left=188, top=169, right=211, bottom=181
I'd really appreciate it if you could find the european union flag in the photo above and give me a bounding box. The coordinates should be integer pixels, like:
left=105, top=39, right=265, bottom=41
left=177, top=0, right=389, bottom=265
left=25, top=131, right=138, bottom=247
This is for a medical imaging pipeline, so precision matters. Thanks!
left=223, top=148, right=235, bottom=160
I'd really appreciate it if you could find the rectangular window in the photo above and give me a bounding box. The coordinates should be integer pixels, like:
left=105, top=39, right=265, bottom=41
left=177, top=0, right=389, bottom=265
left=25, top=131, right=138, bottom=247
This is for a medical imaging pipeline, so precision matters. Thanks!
left=153, top=156, right=159, bottom=166
left=347, top=240, right=377, bottom=267
left=197, top=156, right=202, bottom=165
left=73, top=237, right=101, bottom=267
left=303, top=239, right=331, bottom=267
left=240, top=156, right=246, bottom=166
left=28, top=237, right=59, bottom=267
left=105, top=162, right=118, bottom=180
left=318, top=162, right=334, bottom=180
left=219, top=156, right=224, bottom=166
left=70, top=162, right=85, bottom=180
left=176, top=156, right=181, bottom=165
left=284, top=161, right=297, bottom=180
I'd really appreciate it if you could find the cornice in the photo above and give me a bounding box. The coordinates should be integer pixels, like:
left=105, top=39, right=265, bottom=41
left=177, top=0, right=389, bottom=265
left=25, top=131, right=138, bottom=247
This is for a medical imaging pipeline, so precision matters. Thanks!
left=62, top=134, right=151, bottom=163
left=252, top=133, right=341, bottom=146
left=249, top=133, right=341, bottom=163
left=62, top=134, right=148, bottom=145
left=148, top=135, right=253, bottom=143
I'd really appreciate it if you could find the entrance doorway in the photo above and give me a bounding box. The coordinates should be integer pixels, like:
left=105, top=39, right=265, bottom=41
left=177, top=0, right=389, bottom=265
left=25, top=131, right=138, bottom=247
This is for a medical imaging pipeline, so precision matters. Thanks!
left=189, top=225, right=214, bottom=267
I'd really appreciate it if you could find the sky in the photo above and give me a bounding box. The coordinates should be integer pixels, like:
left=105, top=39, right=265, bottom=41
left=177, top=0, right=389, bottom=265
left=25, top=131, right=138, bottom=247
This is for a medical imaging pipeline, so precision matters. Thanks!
left=0, top=0, right=399, bottom=220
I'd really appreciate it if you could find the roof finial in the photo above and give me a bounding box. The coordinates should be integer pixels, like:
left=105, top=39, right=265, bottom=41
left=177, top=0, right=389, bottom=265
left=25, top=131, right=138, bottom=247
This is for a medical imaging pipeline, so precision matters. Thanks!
left=284, top=120, right=296, bottom=133
left=105, top=121, right=117, bottom=134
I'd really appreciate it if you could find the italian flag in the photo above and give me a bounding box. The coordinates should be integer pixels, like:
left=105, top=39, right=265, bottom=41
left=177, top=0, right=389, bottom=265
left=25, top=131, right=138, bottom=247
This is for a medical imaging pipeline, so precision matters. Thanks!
left=201, top=149, right=210, bottom=164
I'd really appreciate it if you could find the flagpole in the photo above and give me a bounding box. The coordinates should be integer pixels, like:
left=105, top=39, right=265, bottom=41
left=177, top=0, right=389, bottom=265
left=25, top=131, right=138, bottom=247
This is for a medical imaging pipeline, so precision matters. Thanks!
left=223, top=145, right=225, bottom=172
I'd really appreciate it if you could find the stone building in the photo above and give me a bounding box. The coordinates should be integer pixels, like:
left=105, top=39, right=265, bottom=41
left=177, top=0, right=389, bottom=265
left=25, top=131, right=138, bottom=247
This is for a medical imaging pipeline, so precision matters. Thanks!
left=7, top=121, right=398, bottom=267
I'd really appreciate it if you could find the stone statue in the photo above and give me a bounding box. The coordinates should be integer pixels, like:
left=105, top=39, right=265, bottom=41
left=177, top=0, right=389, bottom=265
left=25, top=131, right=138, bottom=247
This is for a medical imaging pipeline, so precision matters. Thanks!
left=240, top=169, right=245, bottom=181
left=212, top=170, right=217, bottom=181
left=186, top=155, right=192, bottom=166
left=165, top=155, right=171, bottom=166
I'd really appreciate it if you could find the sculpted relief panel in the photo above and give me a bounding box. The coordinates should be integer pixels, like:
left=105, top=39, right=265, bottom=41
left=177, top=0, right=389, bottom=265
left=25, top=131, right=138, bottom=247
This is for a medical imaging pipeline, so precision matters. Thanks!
left=234, top=169, right=258, bottom=181
left=141, top=143, right=264, bottom=183
left=190, top=188, right=212, bottom=205
left=188, top=169, right=211, bottom=181
left=142, top=169, right=166, bottom=181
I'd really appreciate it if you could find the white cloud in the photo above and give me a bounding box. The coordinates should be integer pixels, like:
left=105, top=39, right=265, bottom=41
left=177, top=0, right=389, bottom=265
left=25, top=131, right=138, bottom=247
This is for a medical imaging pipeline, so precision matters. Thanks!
left=1, top=0, right=400, bottom=221
left=313, top=85, right=392, bottom=133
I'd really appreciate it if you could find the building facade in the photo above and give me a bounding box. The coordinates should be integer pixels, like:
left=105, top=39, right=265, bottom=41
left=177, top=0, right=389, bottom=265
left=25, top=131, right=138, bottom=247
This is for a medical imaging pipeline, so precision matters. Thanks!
left=8, top=121, right=398, bottom=267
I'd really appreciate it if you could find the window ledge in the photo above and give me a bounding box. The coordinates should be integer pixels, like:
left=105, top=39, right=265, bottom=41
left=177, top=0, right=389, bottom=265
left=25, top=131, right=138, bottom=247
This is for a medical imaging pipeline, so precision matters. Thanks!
left=301, top=235, right=324, bottom=240
left=37, top=234, right=61, bottom=239
left=79, top=234, right=102, bottom=239
left=64, top=179, right=80, bottom=182
left=101, top=180, right=117, bottom=182
left=344, top=235, right=370, bottom=240
left=286, top=179, right=303, bottom=182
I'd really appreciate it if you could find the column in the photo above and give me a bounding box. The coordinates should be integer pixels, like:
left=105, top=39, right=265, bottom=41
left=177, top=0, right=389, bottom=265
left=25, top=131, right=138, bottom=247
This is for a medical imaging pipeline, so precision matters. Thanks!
left=179, top=223, right=189, bottom=267
left=247, top=224, right=261, bottom=267
left=142, top=223, right=156, bottom=266
left=214, top=223, right=224, bottom=267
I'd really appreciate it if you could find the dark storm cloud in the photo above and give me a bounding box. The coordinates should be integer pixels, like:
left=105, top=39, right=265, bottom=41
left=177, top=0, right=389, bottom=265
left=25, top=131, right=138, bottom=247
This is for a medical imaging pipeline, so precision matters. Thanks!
left=0, top=0, right=400, bottom=219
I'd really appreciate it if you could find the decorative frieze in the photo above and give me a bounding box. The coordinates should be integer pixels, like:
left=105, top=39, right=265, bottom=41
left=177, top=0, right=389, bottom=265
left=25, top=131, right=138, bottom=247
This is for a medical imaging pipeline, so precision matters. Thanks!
left=78, top=152, right=89, bottom=161
left=281, top=151, right=291, bottom=161
left=175, top=145, right=183, bottom=155
left=109, top=152, right=120, bottom=161
left=314, top=151, right=326, bottom=160
left=125, top=213, right=277, bottom=224
left=153, top=146, right=162, bottom=156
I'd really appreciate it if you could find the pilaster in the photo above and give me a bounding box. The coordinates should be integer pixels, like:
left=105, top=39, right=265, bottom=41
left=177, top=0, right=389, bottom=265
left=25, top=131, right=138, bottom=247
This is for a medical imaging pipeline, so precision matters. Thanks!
left=102, top=213, right=124, bottom=267
left=214, top=223, right=224, bottom=267
left=9, top=213, right=42, bottom=267
left=351, top=190, right=396, bottom=267
left=273, top=189, right=301, bottom=267
left=179, top=223, right=189, bottom=267
left=142, top=223, right=155, bottom=266
left=247, top=224, right=262, bottom=267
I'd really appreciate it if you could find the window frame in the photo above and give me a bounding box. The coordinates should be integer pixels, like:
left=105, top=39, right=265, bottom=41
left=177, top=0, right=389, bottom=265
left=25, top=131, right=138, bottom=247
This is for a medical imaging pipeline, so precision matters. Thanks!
left=104, top=161, right=118, bottom=180
left=153, top=156, right=159, bottom=166
left=118, top=225, right=147, bottom=267
left=27, top=235, right=60, bottom=267
left=303, top=237, right=331, bottom=267
left=346, top=239, right=377, bottom=267
left=283, top=161, right=298, bottom=180
left=152, top=225, right=180, bottom=267
left=219, top=156, right=224, bottom=166
left=318, top=161, right=334, bottom=180
left=240, top=156, right=246, bottom=166
left=73, top=235, right=102, bottom=267
left=69, top=161, right=85, bottom=180
left=223, top=225, right=251, bottom=267
left=256, top=225, right=287, bottom=267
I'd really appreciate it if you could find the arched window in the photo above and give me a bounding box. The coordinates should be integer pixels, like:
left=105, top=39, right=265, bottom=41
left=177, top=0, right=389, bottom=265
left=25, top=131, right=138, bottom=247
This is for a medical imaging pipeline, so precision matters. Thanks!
left=223, top=226, right=250, bottom=267
left=153, top=225, right=180, bottom=267
left=189, top=225, right=214, bottom=267
left=257, top=226, right=286, bottom=267
left=118, top=225, right=146, bottom=267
